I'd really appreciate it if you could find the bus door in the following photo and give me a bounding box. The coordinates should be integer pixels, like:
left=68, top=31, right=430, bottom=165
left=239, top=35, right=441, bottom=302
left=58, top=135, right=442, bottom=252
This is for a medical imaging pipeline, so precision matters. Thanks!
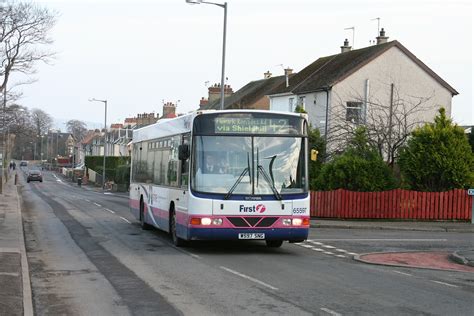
left=175, top=134, right=190, bottom=216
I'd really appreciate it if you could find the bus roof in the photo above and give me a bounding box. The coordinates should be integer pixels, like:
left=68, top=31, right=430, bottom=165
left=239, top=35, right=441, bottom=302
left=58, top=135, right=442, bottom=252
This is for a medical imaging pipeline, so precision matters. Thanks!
left=132, top=110, right=307, bottom=143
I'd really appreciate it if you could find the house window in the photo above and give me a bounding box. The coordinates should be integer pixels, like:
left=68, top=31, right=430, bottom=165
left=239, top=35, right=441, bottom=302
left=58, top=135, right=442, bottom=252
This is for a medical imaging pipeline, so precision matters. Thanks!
left=298, top=96, right=306, bottom=110
left=288, top=98, right=295, bottom=112
left=346, top=101, right=363, bottom=124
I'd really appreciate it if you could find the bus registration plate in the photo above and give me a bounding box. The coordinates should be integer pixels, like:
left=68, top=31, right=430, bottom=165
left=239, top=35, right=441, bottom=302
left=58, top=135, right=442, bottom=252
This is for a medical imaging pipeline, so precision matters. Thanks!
left=238, top=233, right=265, bottom=240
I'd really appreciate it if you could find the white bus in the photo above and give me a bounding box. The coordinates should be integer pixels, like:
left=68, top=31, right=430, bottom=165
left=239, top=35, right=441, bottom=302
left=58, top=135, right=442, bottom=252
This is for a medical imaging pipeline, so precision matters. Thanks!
left=130, top=110, right=310, bottom=247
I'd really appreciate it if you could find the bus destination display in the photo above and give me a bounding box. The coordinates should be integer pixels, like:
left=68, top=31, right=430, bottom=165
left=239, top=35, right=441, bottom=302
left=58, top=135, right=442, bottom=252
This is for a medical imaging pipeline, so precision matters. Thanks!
left=214, top=117, right=291, bottom=134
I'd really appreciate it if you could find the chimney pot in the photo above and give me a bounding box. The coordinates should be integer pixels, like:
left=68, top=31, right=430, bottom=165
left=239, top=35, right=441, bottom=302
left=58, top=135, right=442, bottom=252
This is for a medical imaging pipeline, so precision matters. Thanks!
left=264, top=71, right=272, bottom=79
left=341, top=38, right=352, bottom=53
left=376, top=28, right=389, bottom=44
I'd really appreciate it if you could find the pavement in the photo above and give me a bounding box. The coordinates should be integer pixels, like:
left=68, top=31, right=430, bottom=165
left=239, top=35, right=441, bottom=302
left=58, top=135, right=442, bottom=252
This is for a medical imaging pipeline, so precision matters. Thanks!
left=310, top=218, right=474, bottom=232
left=0, top=170, right=33, bottom=316
left=1, top=172, right=473, bottom=316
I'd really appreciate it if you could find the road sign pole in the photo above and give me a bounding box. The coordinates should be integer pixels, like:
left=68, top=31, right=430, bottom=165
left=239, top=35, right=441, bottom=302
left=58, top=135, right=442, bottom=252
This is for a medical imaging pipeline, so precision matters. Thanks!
left=468, top=189, right=474, bottom=224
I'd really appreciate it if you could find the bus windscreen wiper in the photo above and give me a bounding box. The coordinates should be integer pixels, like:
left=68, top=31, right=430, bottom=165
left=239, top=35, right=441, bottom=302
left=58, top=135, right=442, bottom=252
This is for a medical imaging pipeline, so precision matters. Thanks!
left=224, top=153, right=252, bottom=200
left=258, top=153, right=282, bottom=200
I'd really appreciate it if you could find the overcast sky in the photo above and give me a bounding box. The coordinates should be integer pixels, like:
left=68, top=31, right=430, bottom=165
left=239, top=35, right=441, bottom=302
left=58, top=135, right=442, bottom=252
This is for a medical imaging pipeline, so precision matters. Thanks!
left=12, top=0, right=473, bottom=128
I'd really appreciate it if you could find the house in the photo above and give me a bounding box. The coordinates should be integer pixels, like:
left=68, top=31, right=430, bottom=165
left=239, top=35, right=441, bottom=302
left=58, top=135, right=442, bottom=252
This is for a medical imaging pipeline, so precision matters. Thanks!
left=203, top=72, right=292, bottom=110
left=268, top=29, right=458, bottom=154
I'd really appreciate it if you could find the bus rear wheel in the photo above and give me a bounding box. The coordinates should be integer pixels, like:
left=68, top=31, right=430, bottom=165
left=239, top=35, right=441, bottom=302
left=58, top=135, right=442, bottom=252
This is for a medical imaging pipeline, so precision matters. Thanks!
left=140, top=199, right=152, bottom=230
left=170, top=210, right=186, bottom=247
left=266, top=240, right=283, bottom=248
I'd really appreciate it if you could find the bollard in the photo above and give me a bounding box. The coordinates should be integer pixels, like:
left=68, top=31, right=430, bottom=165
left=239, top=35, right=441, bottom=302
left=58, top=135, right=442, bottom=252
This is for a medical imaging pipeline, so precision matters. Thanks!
left=14, top=173, right=18, bottom=185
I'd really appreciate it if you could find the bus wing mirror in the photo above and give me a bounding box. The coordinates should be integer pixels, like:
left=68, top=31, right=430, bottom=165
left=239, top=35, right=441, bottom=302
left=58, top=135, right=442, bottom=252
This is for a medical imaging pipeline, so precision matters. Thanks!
left=178, top=144, right=190, bottom=160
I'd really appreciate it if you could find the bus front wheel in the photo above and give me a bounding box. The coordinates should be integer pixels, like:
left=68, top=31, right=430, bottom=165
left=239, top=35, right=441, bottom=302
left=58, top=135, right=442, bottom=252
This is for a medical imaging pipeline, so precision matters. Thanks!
left=170, top=210, right=186, bottom=247
left=140, top=198, right=152, bottom=230
left=266, top=240, right=283, bottom=248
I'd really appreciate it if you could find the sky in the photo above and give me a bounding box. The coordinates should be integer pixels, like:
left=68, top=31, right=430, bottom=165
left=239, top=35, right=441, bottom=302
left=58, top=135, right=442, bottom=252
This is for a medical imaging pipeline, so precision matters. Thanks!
left=10, top=0, right=473, bottom=128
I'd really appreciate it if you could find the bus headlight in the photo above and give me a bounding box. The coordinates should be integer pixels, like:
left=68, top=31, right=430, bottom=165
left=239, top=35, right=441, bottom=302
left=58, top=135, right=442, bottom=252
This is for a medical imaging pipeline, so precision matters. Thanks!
left=292, top=218, right=303, bottom=226
left=282, top=219, right=292, bottom=226
left=201, top=217, right=212, bottom=225
left=212, top=218, right=223, bottom=225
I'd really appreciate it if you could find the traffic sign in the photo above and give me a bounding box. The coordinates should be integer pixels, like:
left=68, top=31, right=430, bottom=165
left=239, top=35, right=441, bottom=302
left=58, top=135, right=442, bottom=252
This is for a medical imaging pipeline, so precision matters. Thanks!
left=468, top=189, right=474, bottom=196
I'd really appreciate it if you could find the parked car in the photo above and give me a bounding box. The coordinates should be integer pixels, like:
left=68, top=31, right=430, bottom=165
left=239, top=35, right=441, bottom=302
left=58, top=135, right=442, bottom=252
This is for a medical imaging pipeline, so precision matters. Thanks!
left=20, top=161, right=28, bottom=167
left=27, top=170, right=43, bottom=183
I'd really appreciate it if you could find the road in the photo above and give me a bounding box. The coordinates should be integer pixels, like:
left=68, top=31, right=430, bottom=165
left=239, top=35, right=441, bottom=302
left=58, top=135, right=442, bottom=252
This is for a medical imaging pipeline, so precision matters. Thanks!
left=19, top=169, right=474, bottom=315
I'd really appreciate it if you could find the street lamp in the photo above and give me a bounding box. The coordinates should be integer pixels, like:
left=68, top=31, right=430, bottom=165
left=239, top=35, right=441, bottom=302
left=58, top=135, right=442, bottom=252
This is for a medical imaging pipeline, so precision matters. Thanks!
left=89, top=98, right=107, bottom=189
left=186, top=0, right=227, bottom=110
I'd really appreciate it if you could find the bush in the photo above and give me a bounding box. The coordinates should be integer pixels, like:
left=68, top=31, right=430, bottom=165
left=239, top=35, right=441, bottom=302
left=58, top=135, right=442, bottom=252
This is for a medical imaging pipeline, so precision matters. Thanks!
left=398, top=108, right=474, bottom=191
left=315, top=127, right=397, bottom=191
left=115, top=164, right=131, bottom=186
left=468, top=128, right=474, bottom=152
left=85, top=156, right=130, bottom=172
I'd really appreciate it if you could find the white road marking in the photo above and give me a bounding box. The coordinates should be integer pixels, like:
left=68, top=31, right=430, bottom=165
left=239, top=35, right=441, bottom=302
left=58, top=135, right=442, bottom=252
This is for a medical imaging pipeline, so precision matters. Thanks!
left=104, top=192, right=113, bottom=195
left=307, top=240, right=322, bottom=245
left=300, top=244, right=314, bottom=248
left=322, top=245, right=336, bottom=249
left=335, top=255, right=346, bottom=258
left=323, top=251, right=335, bottom=255
left=335, top=249, right=347, bottom=252
left=311, top=239, right=448, bottom=242
left=392, top=270, right=412, bottom=276
left=182, top=250, right=201, bottom=259
left=0, top=272, right=20, bottom=277
left=104, top=208, right=115, bottom=214
left=312, top=248, right=325, bottom=252
left=119, top=217, right=131, bottom=224
left=85, top=199, right=90, bottom=202
left=220, top=266, right=279, bottom=291
left=320, top=307, right=342, bottom=316
left=431, top=280, right=458, bottom=288
left=93, top=202, right=102, bottom=207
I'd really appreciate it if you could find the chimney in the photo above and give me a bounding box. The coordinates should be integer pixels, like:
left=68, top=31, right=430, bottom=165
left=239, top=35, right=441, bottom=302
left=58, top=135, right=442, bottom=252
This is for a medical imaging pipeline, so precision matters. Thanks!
left=284, top=68, right=293, bottom=88
left=208, top=83, right=233, bottom=103
left=264, top=71, right=272, bottom=79
left=376, top=28, right=389, bottom=44
left=199, top=97, right=208, bottom=109
left=208, top=83, right=221, bottom=103
left=163, top=102, right=176, bottom=118
left=340, top=38, right=352, bottom=53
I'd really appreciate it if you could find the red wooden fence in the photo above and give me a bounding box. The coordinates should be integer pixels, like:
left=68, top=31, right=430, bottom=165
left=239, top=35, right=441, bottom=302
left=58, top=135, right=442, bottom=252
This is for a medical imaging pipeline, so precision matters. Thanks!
left=310, top=189, right=472, bottom=220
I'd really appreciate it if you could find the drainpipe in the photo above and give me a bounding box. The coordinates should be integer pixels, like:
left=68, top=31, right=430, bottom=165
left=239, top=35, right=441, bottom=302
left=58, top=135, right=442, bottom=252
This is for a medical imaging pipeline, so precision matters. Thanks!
left=324, top=88, right=330, bottom=146
left=364, top=79, right=370, bottom=124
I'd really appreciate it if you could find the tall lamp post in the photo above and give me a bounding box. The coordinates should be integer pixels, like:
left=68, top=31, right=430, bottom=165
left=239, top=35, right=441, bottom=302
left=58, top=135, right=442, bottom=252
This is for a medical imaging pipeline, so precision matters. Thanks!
left=186, top=0, right=227, bottom=110
left=89, top=98, right=107, bottom=189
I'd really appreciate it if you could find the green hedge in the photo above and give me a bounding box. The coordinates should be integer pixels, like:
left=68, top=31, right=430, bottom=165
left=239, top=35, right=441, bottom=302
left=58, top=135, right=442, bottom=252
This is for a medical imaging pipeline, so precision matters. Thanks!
left=85, top=156, right=131, bottom=184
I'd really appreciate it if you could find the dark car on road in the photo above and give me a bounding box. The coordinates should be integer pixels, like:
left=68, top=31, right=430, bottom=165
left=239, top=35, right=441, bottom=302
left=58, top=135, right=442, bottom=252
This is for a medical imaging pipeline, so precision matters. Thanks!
left=20, top=161, right=28, bottom=167
left=27, top=170, right=43, bottom=183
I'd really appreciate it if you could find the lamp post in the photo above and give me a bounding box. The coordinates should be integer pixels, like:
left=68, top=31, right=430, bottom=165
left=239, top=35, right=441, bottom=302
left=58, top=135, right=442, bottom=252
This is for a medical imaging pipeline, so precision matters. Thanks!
left=186, top=0, right=227, bottom=110
left=89, top=98, right=107, bottom=189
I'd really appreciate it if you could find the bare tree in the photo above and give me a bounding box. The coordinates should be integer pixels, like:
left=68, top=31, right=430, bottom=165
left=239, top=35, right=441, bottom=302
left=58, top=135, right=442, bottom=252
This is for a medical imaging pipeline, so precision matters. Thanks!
left=31, top=108, right=52, bottom=136
left=327, top=83, right=434, bottom=166
left=66, top=119, right=87, bottom=142
left=1, top=103, right=31, bottom=134
left=0, top=1, right=57, bottom=92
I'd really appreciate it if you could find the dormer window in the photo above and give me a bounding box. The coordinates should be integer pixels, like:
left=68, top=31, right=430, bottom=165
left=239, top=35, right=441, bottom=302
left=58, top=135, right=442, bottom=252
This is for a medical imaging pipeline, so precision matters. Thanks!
left=346, top=101, right=363, bottom=124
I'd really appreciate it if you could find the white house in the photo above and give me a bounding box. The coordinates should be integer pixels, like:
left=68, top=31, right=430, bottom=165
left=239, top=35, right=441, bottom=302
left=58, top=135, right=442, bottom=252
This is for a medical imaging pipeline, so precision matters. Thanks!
left=268, top=29, right=458, bottom=154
